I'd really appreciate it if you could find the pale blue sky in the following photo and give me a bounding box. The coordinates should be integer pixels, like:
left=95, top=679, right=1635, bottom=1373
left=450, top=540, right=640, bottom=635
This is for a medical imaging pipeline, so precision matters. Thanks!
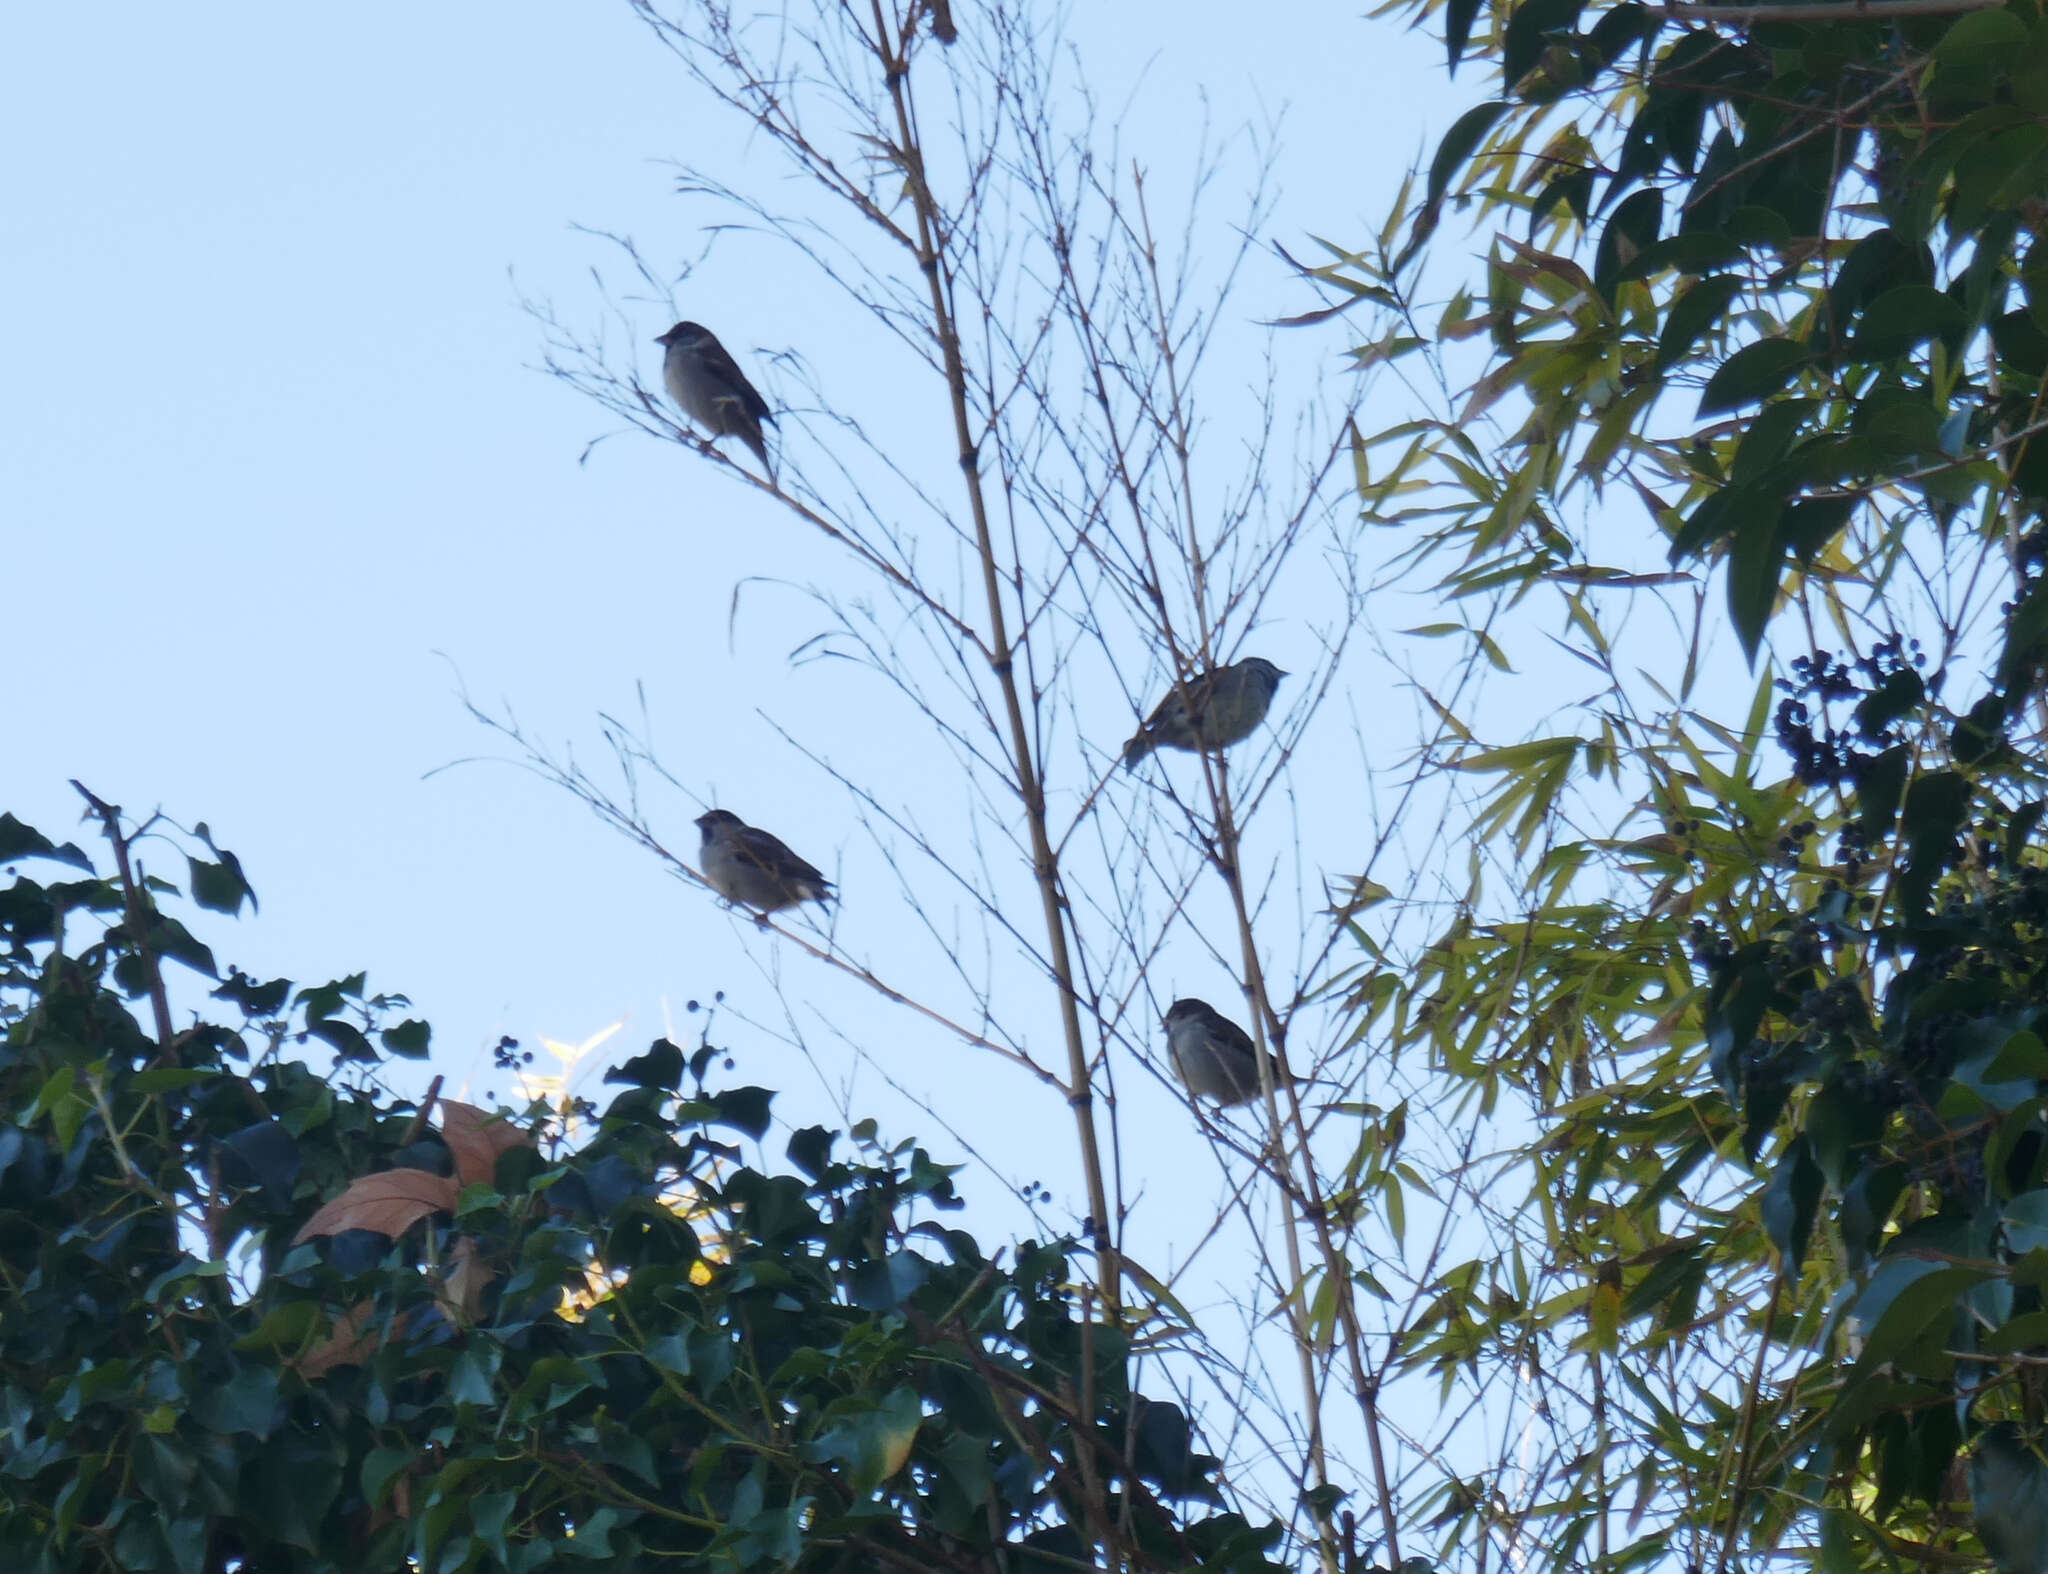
left=9, top=0, right=1755, bottom=1533
left=6, top=0, right=1453, bottom=1118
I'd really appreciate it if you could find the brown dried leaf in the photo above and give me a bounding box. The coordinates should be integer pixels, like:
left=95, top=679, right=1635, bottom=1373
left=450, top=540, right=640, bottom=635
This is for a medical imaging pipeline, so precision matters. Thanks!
left=291, top=1301, right=384, bottom=1378
left=437, top=1099, right=532, bottom=1189
left=436, top=1234, right=497, bottom=1323
left=292, top=1168, right=460, bottom=1245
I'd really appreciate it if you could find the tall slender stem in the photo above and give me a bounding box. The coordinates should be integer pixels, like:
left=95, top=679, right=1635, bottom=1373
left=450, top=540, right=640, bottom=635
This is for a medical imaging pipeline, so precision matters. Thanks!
left=72, top=781, right=176, bottom=1059
left=868, top=1, right=1119, bottom=1313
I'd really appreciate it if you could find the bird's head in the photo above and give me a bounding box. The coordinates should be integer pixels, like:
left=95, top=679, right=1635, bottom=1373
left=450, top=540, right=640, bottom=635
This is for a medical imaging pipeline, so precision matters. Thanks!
left=655, top=321, right=709, bottom=347
left=1164, top=999, right=1214, bottom=1031
left=695, top=808, right=744, bottom=836
left=1239, top=656, right=1288, bottom=690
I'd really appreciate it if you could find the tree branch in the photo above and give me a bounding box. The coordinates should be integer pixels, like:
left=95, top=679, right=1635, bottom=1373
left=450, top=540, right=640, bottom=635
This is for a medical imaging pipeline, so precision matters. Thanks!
left=1651, top=0, right=1998, bottom=20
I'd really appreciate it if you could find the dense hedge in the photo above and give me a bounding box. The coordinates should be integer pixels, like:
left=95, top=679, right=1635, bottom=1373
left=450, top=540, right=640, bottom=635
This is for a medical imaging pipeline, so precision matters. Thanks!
left=0, top=803, right=1282, bottom=1574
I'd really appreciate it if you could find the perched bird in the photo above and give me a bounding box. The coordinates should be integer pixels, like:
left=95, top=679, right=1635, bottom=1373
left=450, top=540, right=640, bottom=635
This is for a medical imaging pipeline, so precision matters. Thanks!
left=657, top=321, right=773, bottom=469
left=1164, top=998, right=1284, bottom=1107
left=695, top=809, right=833, bottom=917
left=1122, top=656, right=1287, bottom=769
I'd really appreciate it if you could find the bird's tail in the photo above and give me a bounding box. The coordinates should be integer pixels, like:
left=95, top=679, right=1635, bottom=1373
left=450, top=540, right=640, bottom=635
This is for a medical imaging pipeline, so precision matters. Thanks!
left=1121, top=732, right=1152, bottom=770
left=741, top=422, right=772, bottom=474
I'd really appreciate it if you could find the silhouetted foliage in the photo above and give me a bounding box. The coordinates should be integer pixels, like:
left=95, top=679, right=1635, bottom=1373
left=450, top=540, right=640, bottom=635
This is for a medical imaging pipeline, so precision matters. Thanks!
left=0, top=802, right=1283, bottom=1574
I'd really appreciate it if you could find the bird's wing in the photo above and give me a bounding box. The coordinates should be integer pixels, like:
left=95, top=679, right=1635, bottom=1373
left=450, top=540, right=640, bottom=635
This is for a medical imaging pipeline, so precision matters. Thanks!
left=697, top=336, right=774, bottom=425
left=1210, top=1011, right=1258, bottom=1061
left=736, top=825, right=829, bottom=886
left=1148, top=668, right=1224, bottom=728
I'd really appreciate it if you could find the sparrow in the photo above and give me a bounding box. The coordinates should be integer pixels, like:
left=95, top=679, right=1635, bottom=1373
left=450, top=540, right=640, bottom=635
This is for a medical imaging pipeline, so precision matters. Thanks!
left=1122, top=656, right=1288, bottom=769
left=656, top=321, right=773, bottom=469
left=695, top=809, right=834, bottom=916
left=1163, top=998, right=1284, bottom=1107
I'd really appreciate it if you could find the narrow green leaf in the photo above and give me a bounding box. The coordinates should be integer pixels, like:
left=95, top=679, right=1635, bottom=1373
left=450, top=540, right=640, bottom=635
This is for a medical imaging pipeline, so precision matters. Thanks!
left=1427, top=101, right=1510, bottom=214
left=1699, top=338, right=1810, bottom=416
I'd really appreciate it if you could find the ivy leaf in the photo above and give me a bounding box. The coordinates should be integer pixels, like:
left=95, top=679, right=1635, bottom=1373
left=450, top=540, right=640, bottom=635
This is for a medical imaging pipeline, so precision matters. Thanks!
left=378, top=1018, right=431, bottom=1059
left=605, top=1037, right=686, bottom=1090
left=305, top=1018, right=374, bottom=1062
left=709, top=1085, right=774, bottom=1141
left=212, top=968, right=292, bottom=1018
left=804, top=1387, right=923, bottom=1495
left=186, top=853, right=255, bottom=916
left=216, top=1120, right=301, bottom=1197
left=0, top=815, right=93, bottom=872
left=190, top=1366, right=281, bottom=1439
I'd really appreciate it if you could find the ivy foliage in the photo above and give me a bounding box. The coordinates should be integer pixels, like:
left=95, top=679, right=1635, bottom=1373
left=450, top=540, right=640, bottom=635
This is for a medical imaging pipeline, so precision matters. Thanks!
left=0, top=803, right=1282, bottom=1574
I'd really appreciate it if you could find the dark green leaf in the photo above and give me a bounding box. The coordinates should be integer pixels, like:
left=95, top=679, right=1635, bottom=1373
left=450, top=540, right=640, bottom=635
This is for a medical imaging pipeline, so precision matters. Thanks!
left=1583, top=4, right=1650, bottom=71
left=1622, top=230, right=1740, bottom=283
left=1852, top=1259, right=1987, bottom=1368
left=1848, top=284, right=1970, bottom=360
left=212, top=969, right=291, bottom=1017
left=379, top=1018, right=431, bottom=1059
left=1759, top=1136, right=1822, bottom=1271
left=2006, top=1190, right=2048, bottom=1255
left=1445, top=0, right=1485, bottom=70
left=217, top=1120, right=301, bottom=1195
left=149, top=916, right=218, bottom=978
left=1855, top=666, right=1926, bottom=736
left=848, top=1250, right=930, bottom=1311
left=1504, top=0, right=1582, bottom=91
left=1427, top=102, right=1510, bottom=214
left=786, top=1125, right=836, bottom=1181
left=1853, top=745, right=1909, bottom=835
left=190, top=1366, right=279, bottom=1439
left=305, top=1018, right=374, bottom=1062
left=1778, top=496, right=1854, bottom=565
left=709, top=1085, right=774, bottom=1141
left=0, top=815, right=93, bottom=872
left=604, top=1037, right=685, bottom=1090
left=1988, top=1031, right=2048, bottom=1083
left=185, top=855, right=253, bottom=916
left=1972, top=1423, right=2048, bottom=1574
left=1935, top=7, right=2030, bottom=67
left=1726, top=504, right=1782, bottom=662
left=296, top=974, right=364, bottom=1022
left=1841, top=1164, right=1906, bottom=1270
left=804, top=1386, right=922, bottom=1495
left=1699, top=338, right=1810, bottom=416
left=1730, top=399, right=1813, bottom=488
left=1594, top=188, right=1660, bottom=300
